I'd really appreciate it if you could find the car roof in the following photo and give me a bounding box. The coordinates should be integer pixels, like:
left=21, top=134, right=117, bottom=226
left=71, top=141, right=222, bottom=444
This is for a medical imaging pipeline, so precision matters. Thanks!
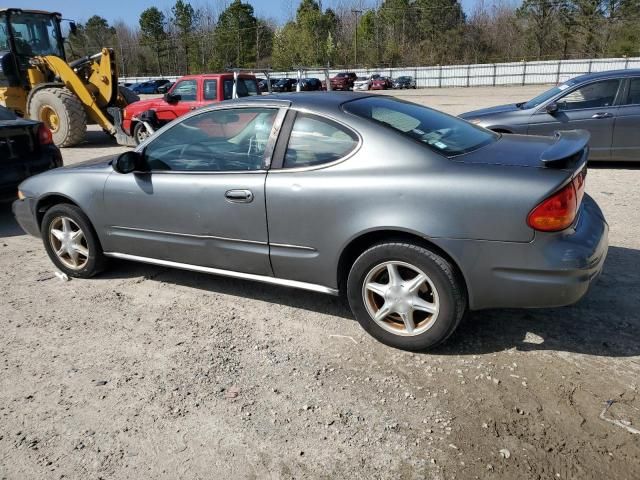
left=571, top=69, right=640, bottom=83
left=219, top=91, right=373, bottom=111
left=0, top=8, right=60, bottom=15
left=176, top=73, right=255, bottom=80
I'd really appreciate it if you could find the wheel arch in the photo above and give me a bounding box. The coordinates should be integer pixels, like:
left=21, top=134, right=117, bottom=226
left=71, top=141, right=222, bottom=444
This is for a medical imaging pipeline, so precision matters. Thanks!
left=336, top=229, right=469, bottom=300
left=35, top=193, right=83, bottom=231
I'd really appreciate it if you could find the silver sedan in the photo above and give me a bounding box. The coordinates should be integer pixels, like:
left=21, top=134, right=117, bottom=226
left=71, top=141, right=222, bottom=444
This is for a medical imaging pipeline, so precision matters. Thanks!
left=13, top=93, right=608, bottom=350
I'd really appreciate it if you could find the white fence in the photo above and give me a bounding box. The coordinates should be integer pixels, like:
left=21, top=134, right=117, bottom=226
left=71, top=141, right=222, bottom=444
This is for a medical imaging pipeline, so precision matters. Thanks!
left=121, top=56, right=640, bottom=88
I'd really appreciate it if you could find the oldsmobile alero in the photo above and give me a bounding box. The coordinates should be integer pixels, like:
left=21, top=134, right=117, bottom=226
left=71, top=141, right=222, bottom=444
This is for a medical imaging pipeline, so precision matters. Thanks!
left=12, top=92, right=608, bottom=350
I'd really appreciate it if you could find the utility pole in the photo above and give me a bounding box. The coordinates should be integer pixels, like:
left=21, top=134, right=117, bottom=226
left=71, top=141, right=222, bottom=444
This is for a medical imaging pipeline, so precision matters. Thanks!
left=352, top=9, right=362, bottom=67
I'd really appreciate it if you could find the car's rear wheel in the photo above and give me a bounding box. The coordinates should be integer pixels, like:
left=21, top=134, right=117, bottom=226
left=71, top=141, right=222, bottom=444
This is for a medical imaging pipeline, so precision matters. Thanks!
left=347, top=242, right=466, bottom=351
left=42, top=204, right=106, bottom=278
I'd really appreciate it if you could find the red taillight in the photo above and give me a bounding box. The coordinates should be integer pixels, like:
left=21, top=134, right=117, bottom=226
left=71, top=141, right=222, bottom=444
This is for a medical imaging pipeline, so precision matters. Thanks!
left=38, top=124, right=53, bottom=145
left=527, top=170, right=586, bottom=232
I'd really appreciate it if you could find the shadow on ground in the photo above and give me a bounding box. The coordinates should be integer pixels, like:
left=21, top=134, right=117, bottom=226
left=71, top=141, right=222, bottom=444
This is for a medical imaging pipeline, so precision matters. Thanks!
left=102, top=245, right=639, bottom=358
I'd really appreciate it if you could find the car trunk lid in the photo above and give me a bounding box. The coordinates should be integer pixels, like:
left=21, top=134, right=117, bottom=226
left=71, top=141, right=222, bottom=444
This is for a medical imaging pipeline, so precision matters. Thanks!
left=0, top=119, right=38, bottom=159
left=457, top=129, right=589, bottom=171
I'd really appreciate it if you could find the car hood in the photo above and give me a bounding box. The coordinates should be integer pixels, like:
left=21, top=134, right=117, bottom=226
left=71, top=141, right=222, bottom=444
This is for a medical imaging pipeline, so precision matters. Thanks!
left=458, top=133, right=561, bottom=168
left=125, top=97, right=167, bottom=114
left=62, top=154, right=118, bottom=171
left=459, top=103, right=522, bottom=119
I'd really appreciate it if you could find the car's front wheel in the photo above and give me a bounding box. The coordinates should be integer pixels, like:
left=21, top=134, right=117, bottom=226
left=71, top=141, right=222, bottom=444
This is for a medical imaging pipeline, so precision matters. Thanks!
left=347, top=242, right=466, bottom=351
left=42, top=204, right=106, bottom=278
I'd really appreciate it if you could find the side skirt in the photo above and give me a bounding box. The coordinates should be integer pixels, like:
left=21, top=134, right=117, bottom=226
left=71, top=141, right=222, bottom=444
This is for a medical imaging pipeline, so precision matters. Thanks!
left=103, top=252, right=339, bottom=295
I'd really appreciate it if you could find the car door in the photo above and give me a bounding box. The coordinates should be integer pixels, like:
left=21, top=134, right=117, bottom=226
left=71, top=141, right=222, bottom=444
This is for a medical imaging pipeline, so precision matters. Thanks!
left=611, top=77, right=640, bottom=161
left=102, top=106, right=285, bottom=275
left=265, top=111, right=360, bottom=286
left=527, top=78, right=622, bottom=161
left=169, top=78, right=200, bottom=116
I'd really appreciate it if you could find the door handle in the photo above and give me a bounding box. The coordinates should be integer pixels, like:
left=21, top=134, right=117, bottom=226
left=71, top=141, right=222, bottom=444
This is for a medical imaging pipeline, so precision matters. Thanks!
left=225, top=189, right=254, bottom=203
left=592, top=112, right=612, bottom=119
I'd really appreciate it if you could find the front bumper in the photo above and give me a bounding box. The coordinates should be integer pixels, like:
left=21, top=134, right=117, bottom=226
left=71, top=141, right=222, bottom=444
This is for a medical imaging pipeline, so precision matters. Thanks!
left=437, top=194, right=609, bottom=310
left=12, top=197, right=40, bottom=237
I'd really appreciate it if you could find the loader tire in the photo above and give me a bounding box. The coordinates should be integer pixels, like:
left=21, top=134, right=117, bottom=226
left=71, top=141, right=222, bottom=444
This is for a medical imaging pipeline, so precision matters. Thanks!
left=118, top=86, right=140, bottom=105
left=28, top=87, right=87, bottom=147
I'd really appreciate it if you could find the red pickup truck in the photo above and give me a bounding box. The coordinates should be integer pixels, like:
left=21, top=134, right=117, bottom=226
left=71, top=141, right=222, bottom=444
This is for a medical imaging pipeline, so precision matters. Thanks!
left=113, top=73, right=260, bottom=145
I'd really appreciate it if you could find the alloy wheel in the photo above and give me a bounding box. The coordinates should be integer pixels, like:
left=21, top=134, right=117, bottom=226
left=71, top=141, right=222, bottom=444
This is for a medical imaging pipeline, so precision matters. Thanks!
left=362, top=261, right=440, bottom=336
left=49, top=216, right=89, bottom=270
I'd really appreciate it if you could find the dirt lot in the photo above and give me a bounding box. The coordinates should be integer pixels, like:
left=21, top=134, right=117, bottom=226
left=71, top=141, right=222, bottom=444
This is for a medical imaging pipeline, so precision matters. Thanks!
left=1, top=86, right=639, bottom=479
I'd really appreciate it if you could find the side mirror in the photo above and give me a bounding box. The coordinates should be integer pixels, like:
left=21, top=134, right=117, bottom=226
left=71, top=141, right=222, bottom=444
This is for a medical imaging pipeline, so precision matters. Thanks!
left=69, top=22, right=78, bottom=35
left=545, top=102, right=559, bottom=114
left=113, top=151, right=146, bottom=174
left=164, top=92, right=180, bottom=103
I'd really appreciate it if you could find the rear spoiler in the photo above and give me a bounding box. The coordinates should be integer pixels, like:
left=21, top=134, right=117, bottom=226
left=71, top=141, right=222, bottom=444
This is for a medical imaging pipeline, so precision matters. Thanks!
left=541, top=129, right=590, bottom=168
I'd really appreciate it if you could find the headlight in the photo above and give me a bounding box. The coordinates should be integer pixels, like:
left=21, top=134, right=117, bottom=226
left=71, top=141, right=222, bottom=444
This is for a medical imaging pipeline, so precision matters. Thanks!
left=17, top=190, right=26, bottom=200
left=468, top=118, right=482, bottom=125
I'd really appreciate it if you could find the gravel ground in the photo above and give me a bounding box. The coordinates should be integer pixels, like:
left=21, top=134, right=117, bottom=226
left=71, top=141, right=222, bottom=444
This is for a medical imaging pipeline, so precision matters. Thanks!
left=1, top=86, right=639, bottom=479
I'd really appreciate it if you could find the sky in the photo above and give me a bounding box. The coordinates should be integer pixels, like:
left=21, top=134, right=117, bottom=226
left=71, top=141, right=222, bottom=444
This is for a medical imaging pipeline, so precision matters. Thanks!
left=16, top=0, right=480, bottom=26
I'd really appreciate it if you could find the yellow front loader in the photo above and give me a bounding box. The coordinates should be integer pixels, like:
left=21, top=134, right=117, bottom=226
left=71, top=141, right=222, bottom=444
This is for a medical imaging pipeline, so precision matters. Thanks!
left=0, top=8, right=138, bottom=147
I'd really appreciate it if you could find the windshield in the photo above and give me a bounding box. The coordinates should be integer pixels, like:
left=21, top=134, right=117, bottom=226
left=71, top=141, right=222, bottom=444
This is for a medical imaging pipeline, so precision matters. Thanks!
left=344, top=96, right=497, bottom=157
left=7, top=12, right=64, bottom=57
left=523, top=80, right=577, bottom=109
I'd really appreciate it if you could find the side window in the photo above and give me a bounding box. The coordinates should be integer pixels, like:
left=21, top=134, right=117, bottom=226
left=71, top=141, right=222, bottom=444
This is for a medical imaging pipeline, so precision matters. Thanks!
left=624, top=78, right=640, bottom=106
left=223, top=78, right=259, bottom=100
left=283, top=113, right=358, bottom=168
left=143, top=108, right=277, bottom=172
left=0, top=15, right=7, bottom=50
left=557, top=79, right=620, bottom=111
left=172, top=80, right=197, bottom=101
left=203, top=79, right=218, bottom=100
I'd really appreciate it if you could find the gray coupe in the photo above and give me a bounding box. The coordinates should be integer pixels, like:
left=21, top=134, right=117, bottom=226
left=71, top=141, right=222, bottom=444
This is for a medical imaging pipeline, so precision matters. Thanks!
left=13, top=93, right=608, bottom=351
left=460, top=69, right=640, bottom=161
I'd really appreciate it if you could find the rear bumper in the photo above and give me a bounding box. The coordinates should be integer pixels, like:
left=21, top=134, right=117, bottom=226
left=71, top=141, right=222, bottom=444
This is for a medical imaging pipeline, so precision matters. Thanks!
left=0, top=147, right=62, bottom=200
left=12, top=196, right=40, bottom=237
left=438, top=194, right=608, bottom=310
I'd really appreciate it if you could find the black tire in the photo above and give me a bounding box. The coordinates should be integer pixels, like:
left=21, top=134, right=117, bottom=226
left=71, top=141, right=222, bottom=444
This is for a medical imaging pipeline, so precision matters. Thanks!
left=347, top=242, right=466, bottom=351
left=41, top=204, right=106, bottom=278
left=133, top=122, right=151, bottom=145
left=28, top=87, right=87, bottom=147
left=118, top=85, right=140, bottom=105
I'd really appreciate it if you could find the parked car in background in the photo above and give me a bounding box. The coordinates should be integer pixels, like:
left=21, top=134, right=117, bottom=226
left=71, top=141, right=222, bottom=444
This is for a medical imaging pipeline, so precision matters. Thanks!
left=116, top=73, right=260, bottom=145
left=460, top=69, right=640, bottom=161
left=0, top=105, right=61, bottom=200
left=328, top=72, right=357, bottom=91
left=371, top=76, right=392, bottom=90
left=157, top=82, right=174, bottom=94
left=353, top=76, right=372, bottom=91
left=14, top=92, right=607, bottom=351
left=258, top=78, right=280, bottom=92
left=297, top=78, right=323, bottom=91
left=131, top=79, right=172, bottom=94
left=393, top=76, right=417, bottom=89
left=273, top=78, right=297, bottom=92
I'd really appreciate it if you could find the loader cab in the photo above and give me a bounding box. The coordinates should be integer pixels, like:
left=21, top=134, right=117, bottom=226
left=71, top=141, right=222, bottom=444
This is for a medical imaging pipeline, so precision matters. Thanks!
left=0, top=9, right=65, bottom=59
left=0, top=9, right=65, bottom=88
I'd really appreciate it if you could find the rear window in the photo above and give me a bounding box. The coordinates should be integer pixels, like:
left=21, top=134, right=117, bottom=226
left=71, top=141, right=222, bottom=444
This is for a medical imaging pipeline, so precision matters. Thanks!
left=343, top=96, right=497, bottom=157
left=223, top=78, right=259, bottom=100
left=0, top=106, right=17, bottom=120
